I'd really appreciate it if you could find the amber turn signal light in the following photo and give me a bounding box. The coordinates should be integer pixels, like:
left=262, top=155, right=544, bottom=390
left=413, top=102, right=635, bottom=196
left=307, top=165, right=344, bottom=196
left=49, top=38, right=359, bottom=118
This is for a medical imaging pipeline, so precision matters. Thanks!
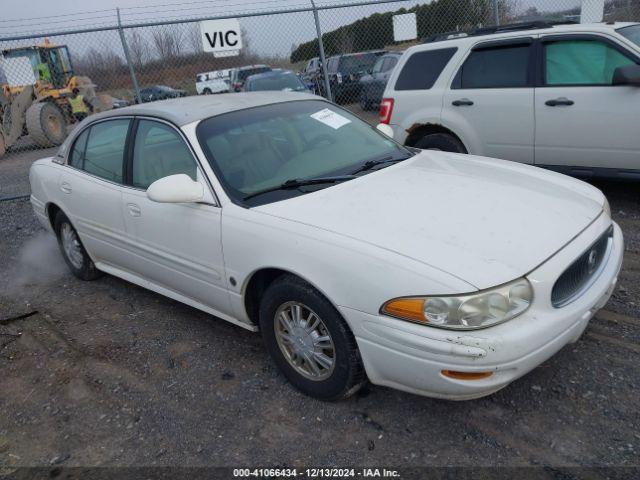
left=441, top=370, right=494, bottom=380
left=381, top=298, right=426, bottom=323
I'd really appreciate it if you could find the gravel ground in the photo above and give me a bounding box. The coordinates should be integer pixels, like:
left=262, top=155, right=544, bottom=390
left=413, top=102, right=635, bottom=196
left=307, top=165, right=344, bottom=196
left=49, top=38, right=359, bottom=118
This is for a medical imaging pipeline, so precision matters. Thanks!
left=1, top=132, right=639, bottom=476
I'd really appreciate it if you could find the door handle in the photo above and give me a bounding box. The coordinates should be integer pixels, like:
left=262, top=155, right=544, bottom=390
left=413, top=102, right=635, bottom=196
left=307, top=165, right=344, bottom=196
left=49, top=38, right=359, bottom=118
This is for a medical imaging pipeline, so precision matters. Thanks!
left=127, top=203, right=141, bottom=217
left=545, top=97, right=574, bottom=107
left=60, top=182, right=72, bottom=194
left=452, top=98, right=474, bottom=106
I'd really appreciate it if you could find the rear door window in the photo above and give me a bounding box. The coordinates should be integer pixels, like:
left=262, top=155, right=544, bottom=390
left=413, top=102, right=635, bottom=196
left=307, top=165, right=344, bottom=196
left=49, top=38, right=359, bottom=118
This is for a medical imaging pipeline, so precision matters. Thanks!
left=456, top=44, right=531, bottom=89
left=544, top=38, right=636, bottom=86
left=69, top=129, right=89, bottom=169
left=395, top=48, right=457, bottom=90
left=83, top=119, right=130, bottom=183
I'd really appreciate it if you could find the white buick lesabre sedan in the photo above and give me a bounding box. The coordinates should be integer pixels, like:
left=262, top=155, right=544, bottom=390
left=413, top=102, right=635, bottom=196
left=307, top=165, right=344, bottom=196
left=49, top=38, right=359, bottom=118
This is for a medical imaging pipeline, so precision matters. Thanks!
left=29, top=93, right=623, bottom=401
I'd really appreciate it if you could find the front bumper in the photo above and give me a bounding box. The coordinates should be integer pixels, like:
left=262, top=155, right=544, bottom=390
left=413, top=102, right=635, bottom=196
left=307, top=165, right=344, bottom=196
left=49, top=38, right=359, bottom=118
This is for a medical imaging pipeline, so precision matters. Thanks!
left=340, top=217, right=623, bottom=400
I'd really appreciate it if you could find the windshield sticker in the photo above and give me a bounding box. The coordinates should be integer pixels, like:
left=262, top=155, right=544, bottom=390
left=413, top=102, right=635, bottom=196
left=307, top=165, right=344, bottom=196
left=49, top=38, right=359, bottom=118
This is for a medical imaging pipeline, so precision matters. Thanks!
left=310, top=108, right=351, bottom=129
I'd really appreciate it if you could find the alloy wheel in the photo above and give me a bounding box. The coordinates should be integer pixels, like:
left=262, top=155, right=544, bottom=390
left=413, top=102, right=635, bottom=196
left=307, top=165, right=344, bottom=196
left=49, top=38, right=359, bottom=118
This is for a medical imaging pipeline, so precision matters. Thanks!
left=274, top=301, right=335, bottom=381
left=60, top=223, right=84, bottom=269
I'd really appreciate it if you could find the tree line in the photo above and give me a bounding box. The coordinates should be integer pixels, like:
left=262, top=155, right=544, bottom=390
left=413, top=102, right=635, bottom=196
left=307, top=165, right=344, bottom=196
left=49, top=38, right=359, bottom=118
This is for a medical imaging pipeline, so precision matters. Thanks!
left=290, top=0, right=511, bottom=63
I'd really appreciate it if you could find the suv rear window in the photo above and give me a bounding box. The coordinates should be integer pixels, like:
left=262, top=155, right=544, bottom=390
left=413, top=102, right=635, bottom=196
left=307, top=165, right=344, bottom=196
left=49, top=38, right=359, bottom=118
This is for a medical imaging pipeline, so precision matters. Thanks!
left=456, top=44, right=531, bottom=89
left=239, top=67, right=270, bottom=81
left=339, top=53, right=381, bottom=74
left=395, top=48, right=457, bottom=90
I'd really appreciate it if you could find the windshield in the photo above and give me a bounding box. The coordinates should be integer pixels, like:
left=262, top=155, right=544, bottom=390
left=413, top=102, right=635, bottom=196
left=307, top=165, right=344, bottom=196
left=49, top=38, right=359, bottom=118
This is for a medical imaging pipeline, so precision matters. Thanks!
left=196, top=100, right=409, bottom=206
left=618, top=25, right=640, bottom=48
left=340, top=53, right=380, bottom=74
left=248, top=73, right=306, bottom=91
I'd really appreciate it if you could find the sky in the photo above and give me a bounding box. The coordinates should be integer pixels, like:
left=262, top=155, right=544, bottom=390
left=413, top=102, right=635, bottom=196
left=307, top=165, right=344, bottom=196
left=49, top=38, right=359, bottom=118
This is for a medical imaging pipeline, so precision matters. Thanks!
left=0, top=0, right=582, bottom=59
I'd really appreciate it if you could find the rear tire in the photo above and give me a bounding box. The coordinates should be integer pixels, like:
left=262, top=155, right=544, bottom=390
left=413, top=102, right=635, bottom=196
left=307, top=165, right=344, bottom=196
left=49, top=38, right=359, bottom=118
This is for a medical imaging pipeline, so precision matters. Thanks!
left=359, top=91, right=372, bottom=111
left=415, top=133, right=466, bottom=153
left=203, top=88, right=212, bottom=95
left=53, top=211, right=102, bottom=281
left=26, top=102, right=67, bottom=148
left=259, top=275, right=365, bottom=401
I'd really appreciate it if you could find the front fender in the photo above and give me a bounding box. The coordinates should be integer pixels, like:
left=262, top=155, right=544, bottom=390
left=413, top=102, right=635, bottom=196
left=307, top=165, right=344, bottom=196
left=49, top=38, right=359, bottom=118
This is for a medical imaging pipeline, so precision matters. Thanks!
left=221, top=207, right=475, bottom=326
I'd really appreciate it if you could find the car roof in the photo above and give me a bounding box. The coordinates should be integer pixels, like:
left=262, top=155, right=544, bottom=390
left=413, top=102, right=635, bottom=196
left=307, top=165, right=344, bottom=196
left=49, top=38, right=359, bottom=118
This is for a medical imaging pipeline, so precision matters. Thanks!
left=414, top=22, right=638, bottom=51
left=328, top=50, right=386, bottom=59
left=86, top=92, right=320, bottom=127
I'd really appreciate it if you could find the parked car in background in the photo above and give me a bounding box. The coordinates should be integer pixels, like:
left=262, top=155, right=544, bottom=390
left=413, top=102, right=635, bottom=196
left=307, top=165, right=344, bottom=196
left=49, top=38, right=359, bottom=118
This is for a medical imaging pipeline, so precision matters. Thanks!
left=111, top=97, right=129, bottom=109
left=244, top=69, right=310, bottom=92
left=30, top=93, right=622, bottom=401
left=323, top=51, right=386, bottom=103
left=358, top=51, right=402, bottom=111
left=229, top=65, right=271, bottom=92
left=137, top=85, right=187, bottom=103
left=196, top=69, right=231, bottom=94
left=380, top=21, right=640, bottom=179
left=300, top=56, right=322, bottom=92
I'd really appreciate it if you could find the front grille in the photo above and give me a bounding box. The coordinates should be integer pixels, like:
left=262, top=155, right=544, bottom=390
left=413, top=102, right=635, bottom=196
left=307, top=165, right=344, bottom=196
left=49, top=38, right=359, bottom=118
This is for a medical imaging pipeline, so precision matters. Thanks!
left=551, top=225, right=613, bottom=308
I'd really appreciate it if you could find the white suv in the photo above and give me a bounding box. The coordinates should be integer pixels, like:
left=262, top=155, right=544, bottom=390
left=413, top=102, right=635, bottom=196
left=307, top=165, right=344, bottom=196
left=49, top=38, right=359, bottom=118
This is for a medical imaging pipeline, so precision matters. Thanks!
left=380, top=22, right=640, bottom=179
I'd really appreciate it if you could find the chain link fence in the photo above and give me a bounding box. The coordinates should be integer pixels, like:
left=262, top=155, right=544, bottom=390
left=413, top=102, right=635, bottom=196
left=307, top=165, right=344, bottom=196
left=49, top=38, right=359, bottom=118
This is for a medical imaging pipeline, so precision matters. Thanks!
left=1, top=0, right=639, bottom=165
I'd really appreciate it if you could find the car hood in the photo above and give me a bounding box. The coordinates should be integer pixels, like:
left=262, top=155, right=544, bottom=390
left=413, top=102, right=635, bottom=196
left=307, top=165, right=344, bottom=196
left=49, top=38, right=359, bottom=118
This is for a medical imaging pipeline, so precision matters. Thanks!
left=254, top=152, right=605, bottom=290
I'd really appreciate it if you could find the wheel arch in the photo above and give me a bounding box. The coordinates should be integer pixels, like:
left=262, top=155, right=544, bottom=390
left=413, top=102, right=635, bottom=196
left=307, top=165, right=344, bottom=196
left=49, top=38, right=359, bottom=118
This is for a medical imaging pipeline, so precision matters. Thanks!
left=45, top=202, right=64, bottom=231
left=242, top=267, right=340, bottom=328
left=404, top=122, right=468, bottom=153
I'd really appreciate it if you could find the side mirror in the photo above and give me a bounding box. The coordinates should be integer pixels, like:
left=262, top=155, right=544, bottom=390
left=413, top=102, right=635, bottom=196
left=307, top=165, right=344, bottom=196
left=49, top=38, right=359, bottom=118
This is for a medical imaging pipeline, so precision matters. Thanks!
left=376, top=123, right=394, bottom=138
left=613, top=64, right=640, bottom=86
left=147, top=174, right=204, bottom=203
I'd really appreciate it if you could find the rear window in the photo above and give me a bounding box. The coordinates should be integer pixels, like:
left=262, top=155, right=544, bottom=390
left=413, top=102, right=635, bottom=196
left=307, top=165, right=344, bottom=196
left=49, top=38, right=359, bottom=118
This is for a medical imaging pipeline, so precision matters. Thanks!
left=339, top=53, right=381, bottom=74
left=395, top=48, right=457, bottom=90
left=456, top=44, right=531, bottom=89
left=618, top=24, right=640, bottom=48
left=248, top=73, right=306, bottom=91
left=239, top=67, right=270, bottom=81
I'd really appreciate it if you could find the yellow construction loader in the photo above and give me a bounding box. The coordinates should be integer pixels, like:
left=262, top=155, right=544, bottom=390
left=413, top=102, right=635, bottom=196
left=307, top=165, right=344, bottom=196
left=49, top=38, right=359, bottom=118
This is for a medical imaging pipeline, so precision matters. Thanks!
left=0, top=39, right=111, bottom=157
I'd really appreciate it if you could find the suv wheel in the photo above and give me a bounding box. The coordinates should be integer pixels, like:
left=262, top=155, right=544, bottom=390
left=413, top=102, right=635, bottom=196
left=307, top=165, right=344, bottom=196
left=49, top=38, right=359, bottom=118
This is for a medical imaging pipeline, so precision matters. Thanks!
left=259, top=275, right=365, bottom=401
left=359, top=91, right=371, bottom=111
left=415, top=133, right=466, bottom=153
left=54, top=211, right=102, bottom=281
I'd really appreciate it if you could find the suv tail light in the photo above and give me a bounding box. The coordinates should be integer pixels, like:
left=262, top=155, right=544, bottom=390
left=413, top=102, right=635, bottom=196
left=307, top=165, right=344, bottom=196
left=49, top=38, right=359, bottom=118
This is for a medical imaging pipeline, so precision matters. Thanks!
left=379, top=98, right=394, bottom=124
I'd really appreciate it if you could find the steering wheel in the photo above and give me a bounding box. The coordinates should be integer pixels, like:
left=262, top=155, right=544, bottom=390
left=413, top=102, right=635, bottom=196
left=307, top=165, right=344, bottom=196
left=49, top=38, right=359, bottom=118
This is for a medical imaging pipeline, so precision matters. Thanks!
left=306, top=134, right=336, bottom=149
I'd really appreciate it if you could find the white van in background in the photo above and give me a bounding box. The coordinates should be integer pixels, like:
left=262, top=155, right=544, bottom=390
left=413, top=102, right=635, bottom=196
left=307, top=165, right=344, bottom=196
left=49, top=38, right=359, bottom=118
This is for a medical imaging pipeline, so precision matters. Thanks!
left=196, top=69, right=231, bottom=95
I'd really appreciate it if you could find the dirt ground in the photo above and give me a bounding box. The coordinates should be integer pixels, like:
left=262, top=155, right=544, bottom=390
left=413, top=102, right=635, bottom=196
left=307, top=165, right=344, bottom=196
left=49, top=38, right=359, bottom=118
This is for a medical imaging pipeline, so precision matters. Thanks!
left=1, top=114, right=639, bottom=477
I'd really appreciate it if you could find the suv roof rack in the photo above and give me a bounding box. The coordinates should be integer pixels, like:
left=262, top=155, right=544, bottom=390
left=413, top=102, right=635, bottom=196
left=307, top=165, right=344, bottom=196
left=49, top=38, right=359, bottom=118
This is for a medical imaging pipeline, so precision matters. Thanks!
left=422, top=20, right=578, bottom=43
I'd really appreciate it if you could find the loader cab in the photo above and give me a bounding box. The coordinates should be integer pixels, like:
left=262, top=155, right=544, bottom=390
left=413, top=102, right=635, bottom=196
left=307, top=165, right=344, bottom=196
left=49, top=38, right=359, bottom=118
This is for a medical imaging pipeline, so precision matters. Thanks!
left=2, top=44, right=74, bottom=89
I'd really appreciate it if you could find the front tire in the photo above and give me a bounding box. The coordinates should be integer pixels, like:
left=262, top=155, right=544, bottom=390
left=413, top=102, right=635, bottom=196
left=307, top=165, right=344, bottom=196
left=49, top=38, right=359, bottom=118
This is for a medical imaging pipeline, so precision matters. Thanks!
left=415, top=133, right=466, bottom=153
left=259, top=275, right=365, bottom=401
left=54, top=211, right=102, bottom=281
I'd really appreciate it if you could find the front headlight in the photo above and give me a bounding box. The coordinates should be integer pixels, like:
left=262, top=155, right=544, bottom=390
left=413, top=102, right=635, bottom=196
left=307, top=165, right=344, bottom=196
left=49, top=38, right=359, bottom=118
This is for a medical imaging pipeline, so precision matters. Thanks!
left=380, top=278, right=533, bottom=330
left=603, top=197, right=611, bottom=218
